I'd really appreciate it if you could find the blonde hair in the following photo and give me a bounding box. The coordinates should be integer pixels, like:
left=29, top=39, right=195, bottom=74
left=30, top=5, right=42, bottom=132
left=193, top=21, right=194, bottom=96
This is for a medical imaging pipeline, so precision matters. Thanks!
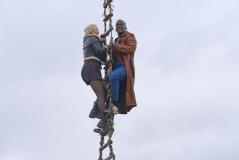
left=84, top=24, right=98, bottom=36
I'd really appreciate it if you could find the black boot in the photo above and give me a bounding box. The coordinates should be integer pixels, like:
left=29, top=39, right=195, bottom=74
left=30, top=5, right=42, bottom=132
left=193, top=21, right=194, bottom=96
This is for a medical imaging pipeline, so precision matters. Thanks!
left=97, top=112, right=110, bottom=130
left=89, top=101, right=104, bottom=119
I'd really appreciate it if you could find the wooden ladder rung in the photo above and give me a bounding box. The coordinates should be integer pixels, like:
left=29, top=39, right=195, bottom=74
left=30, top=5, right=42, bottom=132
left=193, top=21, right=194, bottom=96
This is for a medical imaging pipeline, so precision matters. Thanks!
left=103, top=13, right=113, bottom=22
left=100, top=140, right=113, bottom=151
left=104, top=153, right=115, bottom=160
left=103, top=0, right=113, bottom=9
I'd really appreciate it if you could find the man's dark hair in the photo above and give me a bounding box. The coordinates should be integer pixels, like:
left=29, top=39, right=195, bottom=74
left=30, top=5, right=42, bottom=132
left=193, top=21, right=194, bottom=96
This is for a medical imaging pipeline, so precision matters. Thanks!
left=116, top=19, right=127, bottom=30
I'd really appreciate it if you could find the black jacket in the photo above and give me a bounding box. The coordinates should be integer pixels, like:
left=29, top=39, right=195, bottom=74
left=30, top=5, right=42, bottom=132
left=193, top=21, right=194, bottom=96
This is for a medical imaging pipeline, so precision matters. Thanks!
left=83, top=35, right=107, bottom=62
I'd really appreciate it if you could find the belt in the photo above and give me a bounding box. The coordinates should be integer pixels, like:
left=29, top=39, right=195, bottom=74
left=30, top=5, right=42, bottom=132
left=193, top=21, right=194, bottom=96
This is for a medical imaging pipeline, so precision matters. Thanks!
left=84, top=56, right=105, bottom=65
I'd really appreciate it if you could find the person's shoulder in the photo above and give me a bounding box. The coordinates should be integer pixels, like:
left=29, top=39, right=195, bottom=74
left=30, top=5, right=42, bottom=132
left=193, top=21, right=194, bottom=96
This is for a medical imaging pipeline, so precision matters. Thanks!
left=84, top=34, right=100, bottom=42
left=126, top=32, right=134, bottom=36
left=126, top=32, right=136, bottom=38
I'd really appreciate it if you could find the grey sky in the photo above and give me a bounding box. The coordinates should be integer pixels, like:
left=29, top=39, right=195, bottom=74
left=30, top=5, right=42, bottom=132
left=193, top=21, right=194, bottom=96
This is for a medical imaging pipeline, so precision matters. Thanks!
left=1, top=0, right=239, bottom=160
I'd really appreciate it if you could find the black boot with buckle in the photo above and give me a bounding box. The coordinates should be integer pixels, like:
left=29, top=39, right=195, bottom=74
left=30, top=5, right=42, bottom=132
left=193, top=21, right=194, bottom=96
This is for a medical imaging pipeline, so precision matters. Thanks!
left=89, top=101, right=104, bottom=119
left=97, top=112, right=110, bottom=130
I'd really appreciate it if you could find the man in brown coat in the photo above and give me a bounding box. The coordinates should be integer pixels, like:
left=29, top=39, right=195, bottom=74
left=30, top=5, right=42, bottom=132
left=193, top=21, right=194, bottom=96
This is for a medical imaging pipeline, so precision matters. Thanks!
left=108, top=19, right=137, bottom=114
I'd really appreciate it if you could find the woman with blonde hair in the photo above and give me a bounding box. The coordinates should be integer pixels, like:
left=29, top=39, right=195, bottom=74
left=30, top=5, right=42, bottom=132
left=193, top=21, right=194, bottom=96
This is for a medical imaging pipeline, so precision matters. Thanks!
left=81, top=24, right=109, bottom=129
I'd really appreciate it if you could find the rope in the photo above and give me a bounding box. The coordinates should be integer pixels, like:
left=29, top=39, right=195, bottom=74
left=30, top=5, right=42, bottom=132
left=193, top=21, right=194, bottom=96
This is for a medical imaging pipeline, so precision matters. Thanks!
left=93, top=1, right=116, bottom=160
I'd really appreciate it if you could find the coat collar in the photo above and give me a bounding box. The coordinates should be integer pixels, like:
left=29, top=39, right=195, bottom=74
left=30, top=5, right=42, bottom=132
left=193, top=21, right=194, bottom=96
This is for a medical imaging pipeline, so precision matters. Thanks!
left=84, top=34, right=100, bottom=39
left=118, top=31, right=129, bottom=38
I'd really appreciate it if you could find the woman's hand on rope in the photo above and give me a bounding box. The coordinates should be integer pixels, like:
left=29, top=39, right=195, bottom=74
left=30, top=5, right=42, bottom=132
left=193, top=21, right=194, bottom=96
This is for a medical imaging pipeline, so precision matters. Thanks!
left=100, top=32, right=107, bottom=38
left=100, top=33, right=107, bottom=44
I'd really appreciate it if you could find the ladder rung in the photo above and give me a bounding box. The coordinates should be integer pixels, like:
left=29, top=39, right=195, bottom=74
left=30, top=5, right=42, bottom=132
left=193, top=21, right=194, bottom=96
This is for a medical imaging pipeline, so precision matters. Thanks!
left=103, top=13, right=113, bottom=22
left=100, top=140, right=113, bottom=151
left=103, top=0, right=113, bottom=8
left=93, top=128, right=112, bottom=136
left=104, top=153, right=115, bottom=160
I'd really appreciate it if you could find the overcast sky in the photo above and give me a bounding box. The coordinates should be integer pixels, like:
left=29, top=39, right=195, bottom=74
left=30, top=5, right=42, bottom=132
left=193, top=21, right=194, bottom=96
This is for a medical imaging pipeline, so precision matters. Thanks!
left=1, top=0, right=239, bottom=160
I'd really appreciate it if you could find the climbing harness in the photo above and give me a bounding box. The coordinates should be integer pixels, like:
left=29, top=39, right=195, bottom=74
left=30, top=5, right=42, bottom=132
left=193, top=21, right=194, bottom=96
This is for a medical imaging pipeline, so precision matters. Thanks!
left=93, top=0, right=116, bottom=160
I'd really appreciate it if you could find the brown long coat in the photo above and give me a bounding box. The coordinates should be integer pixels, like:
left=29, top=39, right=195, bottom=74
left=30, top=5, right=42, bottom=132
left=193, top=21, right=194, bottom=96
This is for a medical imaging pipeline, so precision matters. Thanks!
left=113, top=31, right=137, bottom=114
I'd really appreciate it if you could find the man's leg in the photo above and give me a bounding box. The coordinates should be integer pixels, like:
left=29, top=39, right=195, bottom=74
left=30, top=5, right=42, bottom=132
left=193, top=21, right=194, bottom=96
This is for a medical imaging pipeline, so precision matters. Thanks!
left=108, top=66, right=127, bottom=103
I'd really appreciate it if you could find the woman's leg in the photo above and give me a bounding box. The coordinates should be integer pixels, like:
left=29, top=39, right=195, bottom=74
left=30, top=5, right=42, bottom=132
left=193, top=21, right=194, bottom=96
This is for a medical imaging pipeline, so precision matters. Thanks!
left=90, top=80, right=110, bottom=129
left=90, top=80, right=105, bottom=112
